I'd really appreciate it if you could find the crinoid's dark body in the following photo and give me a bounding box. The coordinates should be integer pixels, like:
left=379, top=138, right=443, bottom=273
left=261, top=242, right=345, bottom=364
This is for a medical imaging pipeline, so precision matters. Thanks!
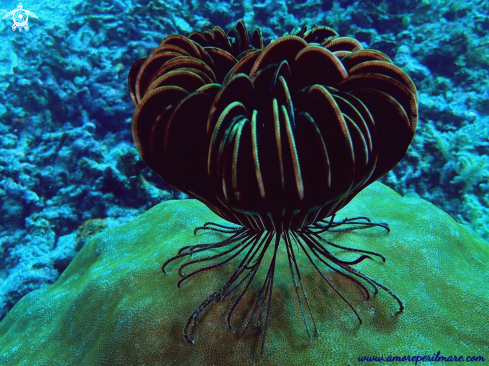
left=128, top=20, right=417, bottom=349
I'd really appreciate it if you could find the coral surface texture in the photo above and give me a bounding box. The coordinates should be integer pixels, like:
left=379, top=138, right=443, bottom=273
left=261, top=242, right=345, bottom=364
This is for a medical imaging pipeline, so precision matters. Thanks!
left=0, top=182, right=487, bottom=365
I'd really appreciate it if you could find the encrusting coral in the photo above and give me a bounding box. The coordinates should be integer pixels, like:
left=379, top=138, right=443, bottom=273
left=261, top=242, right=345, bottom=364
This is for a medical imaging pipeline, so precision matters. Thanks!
left=0, top=182, right=487, bottom=365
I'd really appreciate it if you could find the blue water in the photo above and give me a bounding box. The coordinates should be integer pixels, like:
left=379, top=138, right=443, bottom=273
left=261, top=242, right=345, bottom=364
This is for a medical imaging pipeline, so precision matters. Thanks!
left=0, top=0, right=487, bottom=322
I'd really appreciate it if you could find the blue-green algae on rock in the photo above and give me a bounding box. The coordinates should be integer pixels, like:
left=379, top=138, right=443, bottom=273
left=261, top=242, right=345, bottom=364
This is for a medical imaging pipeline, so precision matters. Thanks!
left=0, top=182, right=487, bottom=365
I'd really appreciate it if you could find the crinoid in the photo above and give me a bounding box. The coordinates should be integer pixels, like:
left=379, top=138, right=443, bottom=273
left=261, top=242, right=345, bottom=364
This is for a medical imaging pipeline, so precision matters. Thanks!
left=128, top=20, right=417, bottom=350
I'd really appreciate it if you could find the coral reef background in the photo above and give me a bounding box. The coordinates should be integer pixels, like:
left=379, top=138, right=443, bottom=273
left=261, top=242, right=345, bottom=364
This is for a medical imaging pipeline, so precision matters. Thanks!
left=0, top=0, right=488, bottom=321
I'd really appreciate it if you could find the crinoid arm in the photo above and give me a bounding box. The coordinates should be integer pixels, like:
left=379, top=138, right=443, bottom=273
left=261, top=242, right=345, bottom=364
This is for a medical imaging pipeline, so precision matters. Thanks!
left=161, top=216, right=404, bottom=352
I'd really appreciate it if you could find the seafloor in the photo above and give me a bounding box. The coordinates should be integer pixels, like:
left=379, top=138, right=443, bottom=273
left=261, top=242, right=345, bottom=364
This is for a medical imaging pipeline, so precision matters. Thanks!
left=0, top=0, right=488, bottom=322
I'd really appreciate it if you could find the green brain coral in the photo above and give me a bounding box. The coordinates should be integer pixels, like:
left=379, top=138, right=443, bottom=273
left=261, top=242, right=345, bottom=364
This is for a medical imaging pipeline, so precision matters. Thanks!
left=0, top=182, right=487, bottom=365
